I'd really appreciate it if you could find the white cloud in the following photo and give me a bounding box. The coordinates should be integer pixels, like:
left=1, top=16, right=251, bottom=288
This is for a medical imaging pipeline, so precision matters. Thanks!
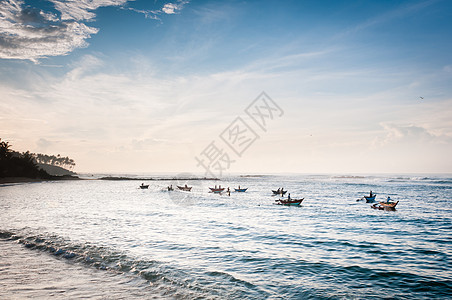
left=0, top=0, right=100, bottom=62
left=162, top=3, right=178, bottom=14
left=50, top=0, right=128, bottom=21
left=0, top=0, right=191, bottom=62
left=162, top=1, right=188, bottom=14
left=372, top=123, right=452, bottom=148
left=0, top=0, right=129, bottom=62
left=128, top=1, right=189, bottom=19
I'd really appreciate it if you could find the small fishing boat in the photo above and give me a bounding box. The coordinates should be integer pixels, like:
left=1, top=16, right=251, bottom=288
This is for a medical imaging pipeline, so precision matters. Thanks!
left=357, top=191, right=376, bottom=202
left=275, top=198, right=304, bottom=206
left=379, top=201, right=398, bottom=208
left=364, top=195, right=376, bottom=203
left=177, top=185, right=192, bottom=191
left=371, top=197, right=399, bottom=210
left=140, top=184, right=149, bottom=189
left=234, top=188, right=248, bottom=192
left=272, top=189, right=287, bottom=196
left=209, top=187, right=225, bottom=193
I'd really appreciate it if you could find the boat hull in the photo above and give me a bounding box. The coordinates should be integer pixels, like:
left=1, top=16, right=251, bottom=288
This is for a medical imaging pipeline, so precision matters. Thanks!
left=364, top=195, right=376, bottom=203
left=272, top=190, right=287, bottom=196
left=177, top=186, right=192, bottom=191
left=275, top=198, right=304, bottom=206
left=371, top=201, right=399, bottom=210
left=234, top=188, right=248, bottom=192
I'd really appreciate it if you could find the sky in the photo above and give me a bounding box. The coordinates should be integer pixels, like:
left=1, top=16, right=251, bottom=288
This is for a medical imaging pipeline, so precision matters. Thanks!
left=1, top=0, right=452, bottom=175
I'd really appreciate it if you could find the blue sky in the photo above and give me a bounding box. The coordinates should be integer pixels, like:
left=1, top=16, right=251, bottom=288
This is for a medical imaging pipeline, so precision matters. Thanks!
left=1, top=0, right=451, bottom=174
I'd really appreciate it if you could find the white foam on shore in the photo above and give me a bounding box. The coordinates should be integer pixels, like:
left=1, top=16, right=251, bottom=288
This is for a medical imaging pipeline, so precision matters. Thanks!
left=0, top=240, right=153, bottom=299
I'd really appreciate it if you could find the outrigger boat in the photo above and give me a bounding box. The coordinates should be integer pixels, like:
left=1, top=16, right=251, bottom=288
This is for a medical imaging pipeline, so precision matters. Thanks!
left=357, top=191, right=376, bottom=202
left=234, top=188, right=248, bottom=192
left=371, top=197, right=398, bottom=210
left=140, top=183, right=149, bottom=189
left=177, top=185, right=192, bottom=192
left=209, top=187, right=225, bottom=193
left=272, top=189, right=287, bottom=196
left=363, top=195, right=376, bottom=203
left=275, top=198, right=304, bottom=206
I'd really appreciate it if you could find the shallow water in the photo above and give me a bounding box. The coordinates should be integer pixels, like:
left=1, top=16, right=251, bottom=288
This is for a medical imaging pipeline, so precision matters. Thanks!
left=1, top=174, right=451, bottom=299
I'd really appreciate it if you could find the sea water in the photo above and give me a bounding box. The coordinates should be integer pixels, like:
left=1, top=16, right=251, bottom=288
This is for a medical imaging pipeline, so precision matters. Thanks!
left=0, top=174, right=451, bottom=299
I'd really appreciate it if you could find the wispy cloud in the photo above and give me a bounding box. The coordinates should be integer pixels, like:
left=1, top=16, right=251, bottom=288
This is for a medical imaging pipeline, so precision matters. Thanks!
left=335, top=0, right=439, bottom=40
left=50, top=0, right=128, bottom=21
left=127, top=0, right=189, bottom=21
left=126, top=7, right=161, bottom=21
left=372, top=122, right=452, bottom=149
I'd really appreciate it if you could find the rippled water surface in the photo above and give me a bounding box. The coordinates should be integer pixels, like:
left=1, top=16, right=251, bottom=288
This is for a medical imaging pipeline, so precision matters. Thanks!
left=1, top=174, right=451, bottom=299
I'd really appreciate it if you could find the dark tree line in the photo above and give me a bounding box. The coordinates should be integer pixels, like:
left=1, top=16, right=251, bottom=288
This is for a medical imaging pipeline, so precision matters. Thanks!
left=0, top=138, right=76, bottom=178
left=32, top=153, right=76, bottom=170
left=0, top=139, right=50, bottom=178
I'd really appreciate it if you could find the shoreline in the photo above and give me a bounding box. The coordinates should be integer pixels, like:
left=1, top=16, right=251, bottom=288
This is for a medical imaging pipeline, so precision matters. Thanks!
left=99, top=176, right=219, bottom=181
left=0, top=175, right=80, bottom=185
left=0, top=175, right=219, bottom=185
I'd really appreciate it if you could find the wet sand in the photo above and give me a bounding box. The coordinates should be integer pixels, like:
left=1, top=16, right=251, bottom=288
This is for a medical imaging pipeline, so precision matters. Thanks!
left=0, top=240, right=153, bottom=299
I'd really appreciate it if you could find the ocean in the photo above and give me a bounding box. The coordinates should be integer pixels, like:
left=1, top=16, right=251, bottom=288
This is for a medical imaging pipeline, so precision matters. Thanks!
left=0, top=174, right=451, bottom=299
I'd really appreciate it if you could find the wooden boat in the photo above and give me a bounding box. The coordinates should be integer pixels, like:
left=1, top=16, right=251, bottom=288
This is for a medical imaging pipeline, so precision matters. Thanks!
left=364, top=195, right=376, bottom=203
left=379, top=201, right=398, bottom=208
left=275, top=198, right=304, bottom=206
left=209, top=187, right=225, bottom=193
left=234, top=188, right=248, bottom=192
left=140, top=184, right=149, bottom=189
left=371, top=201, right=399, bottom=210
left=272, top=190, right=287, bottom=196
left=177, top=185, right=192, bottom=192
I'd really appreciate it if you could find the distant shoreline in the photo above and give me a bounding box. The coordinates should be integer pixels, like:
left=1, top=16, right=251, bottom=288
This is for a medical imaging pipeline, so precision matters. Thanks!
left=0, top=175, right=220, bottom=184
left=99, top=176, right=219, bottom=181
left=0, top=175, right=80, bottom=184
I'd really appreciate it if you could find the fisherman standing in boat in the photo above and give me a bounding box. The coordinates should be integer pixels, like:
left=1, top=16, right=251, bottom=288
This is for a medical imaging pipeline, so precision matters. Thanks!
left=288, top=193, right=291, bottom=200
left=370, top=190, right=373, bottom=197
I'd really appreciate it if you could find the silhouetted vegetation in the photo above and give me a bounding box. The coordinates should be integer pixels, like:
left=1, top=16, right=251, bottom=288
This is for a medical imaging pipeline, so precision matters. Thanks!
left=0, top=139, right=78, bottom=180
left=0, top=139, right=51, bottom=178
left=32, top=153, right=76, bottom=170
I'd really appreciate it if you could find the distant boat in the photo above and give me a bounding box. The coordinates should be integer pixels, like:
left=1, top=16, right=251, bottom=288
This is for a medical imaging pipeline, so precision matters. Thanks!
left=357, top=191, right=376, bottom=202
left=275, top=198, right=304, bottom=206
left=209, top=187, right=225, bottom=193
left=372, top=198, right=399, bottom=210
left=272, top=189, right=287, bottom=196
left=177, top=185, right=192, bottom=192
left=140, top=184, right=149, bottom=189
left=234, top=188, right=248, bottom=192
left=364, top=195, right=376, bottom=203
